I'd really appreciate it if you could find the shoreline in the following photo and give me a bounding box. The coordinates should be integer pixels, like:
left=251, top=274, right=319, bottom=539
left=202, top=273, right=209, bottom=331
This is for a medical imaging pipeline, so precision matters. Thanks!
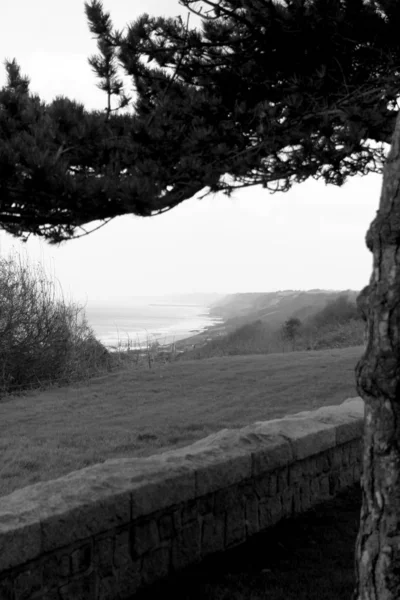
left=173, top=319, right=228, bottom=351
left=103, top=317, right=228, bottom=354
left=97, top=313, right=226, bottom=353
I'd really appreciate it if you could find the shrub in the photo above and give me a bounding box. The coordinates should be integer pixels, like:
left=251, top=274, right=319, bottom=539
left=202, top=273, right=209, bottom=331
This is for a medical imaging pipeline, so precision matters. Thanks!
left=312, top=319, right=365, bottom=350
left=310, top=295, right=362, bottom=329
left=0, top=251, right=111, bottom=396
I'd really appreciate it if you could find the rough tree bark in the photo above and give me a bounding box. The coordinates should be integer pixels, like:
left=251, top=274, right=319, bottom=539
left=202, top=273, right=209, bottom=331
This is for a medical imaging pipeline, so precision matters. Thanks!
left=354, top=110, right=400, bottom=599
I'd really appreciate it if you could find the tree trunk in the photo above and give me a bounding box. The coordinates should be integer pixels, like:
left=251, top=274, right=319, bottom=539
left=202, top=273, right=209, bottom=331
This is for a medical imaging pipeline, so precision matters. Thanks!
left=353, top=111, right=400, bottom=600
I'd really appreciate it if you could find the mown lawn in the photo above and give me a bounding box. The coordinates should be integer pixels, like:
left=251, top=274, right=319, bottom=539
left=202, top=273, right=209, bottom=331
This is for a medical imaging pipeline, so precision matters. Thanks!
left=0, top=346, right=363, bottom=498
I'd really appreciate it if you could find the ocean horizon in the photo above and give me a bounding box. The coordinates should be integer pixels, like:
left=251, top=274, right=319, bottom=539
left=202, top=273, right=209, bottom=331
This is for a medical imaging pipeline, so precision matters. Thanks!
left=85, top=301, right=223, bottom=349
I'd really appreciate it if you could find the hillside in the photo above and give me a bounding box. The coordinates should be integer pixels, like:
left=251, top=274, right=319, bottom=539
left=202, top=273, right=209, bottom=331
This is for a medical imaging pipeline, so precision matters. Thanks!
left=177, top=290, right=363, bottom=359
left=209, top=289, right=360, bottom=329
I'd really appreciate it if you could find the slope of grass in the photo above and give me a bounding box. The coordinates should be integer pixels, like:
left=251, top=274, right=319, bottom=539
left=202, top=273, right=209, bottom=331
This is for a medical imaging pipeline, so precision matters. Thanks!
left=0, top=346, right=363, bottom=498
left=134, top=484, right=361, bottom=600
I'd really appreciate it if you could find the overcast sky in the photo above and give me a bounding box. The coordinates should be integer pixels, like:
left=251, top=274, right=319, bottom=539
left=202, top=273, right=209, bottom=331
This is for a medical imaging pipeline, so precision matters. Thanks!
left=0, top=0, right=382, bottom=306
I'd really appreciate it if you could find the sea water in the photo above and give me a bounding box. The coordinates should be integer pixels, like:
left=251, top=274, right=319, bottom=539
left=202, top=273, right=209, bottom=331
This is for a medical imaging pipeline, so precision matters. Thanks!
left=85, top=302, right=222, bottom=350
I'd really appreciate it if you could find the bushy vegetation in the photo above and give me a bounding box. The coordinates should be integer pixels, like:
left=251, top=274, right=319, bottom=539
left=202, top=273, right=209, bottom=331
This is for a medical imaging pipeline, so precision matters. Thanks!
left=310, top=295, right=361, bottom=329
left=179, top=294, right=365, bottom=360
left=179, top=320, right=274, bottom=359
left=298, top=294, right=365, bottom=351
left=0, top=252, right=113, bottom=396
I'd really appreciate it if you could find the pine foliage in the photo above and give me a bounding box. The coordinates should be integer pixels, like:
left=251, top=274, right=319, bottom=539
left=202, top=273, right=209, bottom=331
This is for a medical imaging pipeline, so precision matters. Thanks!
left=1, top=0, right=400, bottom=242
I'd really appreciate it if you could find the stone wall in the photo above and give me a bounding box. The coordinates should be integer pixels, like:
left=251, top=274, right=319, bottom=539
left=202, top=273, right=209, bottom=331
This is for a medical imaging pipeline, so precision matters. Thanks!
left=0, top=397, right=364, bottom=600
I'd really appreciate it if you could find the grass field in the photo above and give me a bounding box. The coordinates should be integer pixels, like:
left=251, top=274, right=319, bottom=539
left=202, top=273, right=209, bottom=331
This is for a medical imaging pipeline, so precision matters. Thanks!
left=0, top=345, right=363, bottom=498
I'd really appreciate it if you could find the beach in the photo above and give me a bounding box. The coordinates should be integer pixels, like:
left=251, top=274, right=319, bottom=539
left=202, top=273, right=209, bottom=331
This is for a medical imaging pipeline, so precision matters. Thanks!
left=85, top=302, right=224, bottom=350
left=173, top=319, right=228, bottom=351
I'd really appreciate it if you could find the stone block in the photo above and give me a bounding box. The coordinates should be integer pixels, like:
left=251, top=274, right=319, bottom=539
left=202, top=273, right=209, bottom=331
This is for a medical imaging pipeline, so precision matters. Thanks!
left=319, top=475, right=331, bottom=501
left=195, top=453, right=252, bottom=497
left=289, top=462, right=303, bottom=486
left=172, top=509, right=182, bottom=532
left=41, top=591, right=61, bottom=600
left=197, top=494, right=215, bottom=515
left=0, top=577, right=13, bottom=600
left=71, top=542, right=92, bottom=575
left=181, top=500, right=199, bottom=525
left=252, top=439, right=293, bottom=477
left=41, top=490, right=131, bottom=554
left=58, top=554, right=71, bottom=578
left=132, top=519, right=159, bottom=557
left=334, top=419, right=364, bottom=445
left=329, top=473, right=341, bottom=495
left=300, top=480, right=312, bottom=511
left=214, top=486, right=243, bottom=515
left=277, top=467, right=289, bottom=493
left=59, top=571, right=96, bottom=600
left=116, top=558, right=141, bottom=599
left=350, top=440, right=362, bottom=464
left=329, top=447, right=343, bottom=470
left=141, top=547, right=170, bottom=587
left=201, top=514, right=225, bottom=556
left=93, top=536, right=114, bottom=577
left=99, top=454, right=196, bottom=513
left=280, top=487, right=293, bottom=518
left=14, top=567, right=43, bottom=600
left=159, top=430, right=257, bottom=496
left=254, top=473, right=277, bottom=500
left=114, top=529, right=131, bottom=568
left=342, top=444, right=351, bottom=467
left=316, top=453, right=330, bottom=473
left=42, top=555, right=62, bottom=590
left=245, top=497, right=260, bottom=537
left=172, top=521, right=201, bottom=571
left=7, top=457, right=152, bottom=556
left=303, top=457, right=317, bottom=478
left=340, top=467, right=355, bottom=489
left=310, top=477, right=320, bottom=502
left=293, top=487, right=301, bottom=513
left=256, top=418, right=335, bottom=461
left=341, top=397, right=364, bottom=410
left=0, top=501, right=42, bottom=570
left=270, top=496, right=283, bottom=524
left=131, top=472, right=196, bottom=520
left=97, top=574, right=119, bottom=600
left=158, top=513, right=174, bottom=540
left=353, top=464, right=361, bottom=483
left=225, top=504, right=246, bottom=548
left=300, top=401, right=364, bottom=445
left=237, top=482, right=253, bottom=500
left=259, top=496, right=282, bottom=529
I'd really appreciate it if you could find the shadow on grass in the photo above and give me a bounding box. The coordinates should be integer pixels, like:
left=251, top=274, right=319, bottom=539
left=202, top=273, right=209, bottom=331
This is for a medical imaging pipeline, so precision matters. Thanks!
left=135, top=485, right=361, bottom=600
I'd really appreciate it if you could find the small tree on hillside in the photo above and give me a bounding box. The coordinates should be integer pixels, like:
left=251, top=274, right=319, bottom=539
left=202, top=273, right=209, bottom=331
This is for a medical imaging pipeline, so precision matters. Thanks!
left=281, top=317, right=302, bottom=351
